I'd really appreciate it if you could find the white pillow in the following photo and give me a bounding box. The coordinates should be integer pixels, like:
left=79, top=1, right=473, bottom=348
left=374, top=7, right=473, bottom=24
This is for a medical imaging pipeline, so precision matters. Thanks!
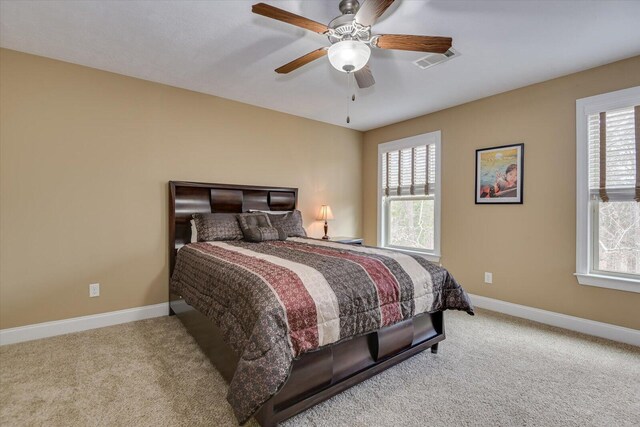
left=248, top=209, right=290, bottom=215
left=190, top=219, right=198, bottom=243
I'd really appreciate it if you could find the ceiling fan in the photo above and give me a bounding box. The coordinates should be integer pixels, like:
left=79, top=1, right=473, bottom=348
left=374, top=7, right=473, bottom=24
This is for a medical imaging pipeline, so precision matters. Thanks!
left=252, top=0, right=453, bottom=89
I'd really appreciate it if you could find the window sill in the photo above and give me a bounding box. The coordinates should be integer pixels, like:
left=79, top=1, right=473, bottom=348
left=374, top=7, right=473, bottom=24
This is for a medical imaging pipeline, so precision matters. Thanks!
left=383, top=246, right=441, bottom=263
left=575, top=273, right=640, bottom=293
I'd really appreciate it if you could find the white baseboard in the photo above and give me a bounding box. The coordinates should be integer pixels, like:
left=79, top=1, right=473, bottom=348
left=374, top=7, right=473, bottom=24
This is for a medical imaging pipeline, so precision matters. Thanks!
left=3, top=297, right=637, bottom=348
left=0, top=303, right=169, bottom=346
left=469, top=294, right=640, bottom=347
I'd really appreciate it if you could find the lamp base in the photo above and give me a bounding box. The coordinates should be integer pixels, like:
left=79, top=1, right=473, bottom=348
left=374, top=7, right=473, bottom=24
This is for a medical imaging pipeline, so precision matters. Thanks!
left=322, top=221, right=329, bottom=240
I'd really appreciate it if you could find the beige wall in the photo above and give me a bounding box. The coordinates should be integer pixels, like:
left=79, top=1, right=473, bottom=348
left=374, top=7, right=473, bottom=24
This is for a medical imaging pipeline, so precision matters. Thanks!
left=0, top=49, right=363, bottom=329
left=363, top=56, right=640, bottom=329
left=2, top=47, right=639, bottom=331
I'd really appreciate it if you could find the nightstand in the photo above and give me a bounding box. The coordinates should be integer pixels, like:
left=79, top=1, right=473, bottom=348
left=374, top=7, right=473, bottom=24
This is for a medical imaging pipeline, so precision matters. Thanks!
left=330, top=236, right=363, bottom=245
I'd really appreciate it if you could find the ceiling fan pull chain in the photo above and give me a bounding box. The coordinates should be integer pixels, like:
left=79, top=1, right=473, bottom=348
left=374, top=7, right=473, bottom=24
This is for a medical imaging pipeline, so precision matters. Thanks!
left=350, top=71, right=356, bottom=102
left=346, top=71, right=351, bottom=124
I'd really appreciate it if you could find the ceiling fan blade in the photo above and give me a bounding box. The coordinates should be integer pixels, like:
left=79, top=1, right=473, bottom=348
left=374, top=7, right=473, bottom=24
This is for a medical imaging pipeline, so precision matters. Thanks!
left=374, top=34, right=452, bottom=53
left=252, top=3, right=328, bottom=34
left=354, top=64, right=375, bottom=88
left=355, top=0, right=395, bottom=27
left=275, top=48, right=328, bottom=74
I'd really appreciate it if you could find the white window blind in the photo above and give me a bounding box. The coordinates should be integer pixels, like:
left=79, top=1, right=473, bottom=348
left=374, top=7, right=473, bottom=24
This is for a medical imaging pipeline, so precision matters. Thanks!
left=588, top=106, right=640, bottom=201
left=381, top=144, right=436, bottom=196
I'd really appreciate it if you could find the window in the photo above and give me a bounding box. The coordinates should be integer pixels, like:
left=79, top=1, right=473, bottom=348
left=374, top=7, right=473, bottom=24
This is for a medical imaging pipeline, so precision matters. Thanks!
left=576, top=86, right=640, bottom=293
left=378, top=131, right=441, bottom=260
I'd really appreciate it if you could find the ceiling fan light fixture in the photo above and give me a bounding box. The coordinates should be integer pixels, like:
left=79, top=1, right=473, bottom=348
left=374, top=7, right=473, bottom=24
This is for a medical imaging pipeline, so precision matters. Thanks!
left=328, top=40, right=370, bottom=73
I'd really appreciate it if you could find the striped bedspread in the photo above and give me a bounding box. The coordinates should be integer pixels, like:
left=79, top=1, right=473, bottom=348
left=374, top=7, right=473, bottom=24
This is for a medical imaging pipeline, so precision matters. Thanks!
left=170, top=238, right=473, bottom=424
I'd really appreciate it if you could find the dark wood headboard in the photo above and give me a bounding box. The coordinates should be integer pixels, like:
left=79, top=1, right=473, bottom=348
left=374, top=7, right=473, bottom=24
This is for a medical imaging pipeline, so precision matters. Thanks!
left=169, top=181, right=298, bottom=274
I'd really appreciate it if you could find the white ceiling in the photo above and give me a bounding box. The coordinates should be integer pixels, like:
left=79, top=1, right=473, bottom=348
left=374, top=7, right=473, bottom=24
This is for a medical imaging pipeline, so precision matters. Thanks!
left=1, top=0, right=640, bottom=131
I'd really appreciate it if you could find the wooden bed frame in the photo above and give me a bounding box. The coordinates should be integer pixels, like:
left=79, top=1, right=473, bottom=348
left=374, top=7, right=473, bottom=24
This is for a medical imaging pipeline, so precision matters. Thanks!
left=168, top=181, right=445, bottom=426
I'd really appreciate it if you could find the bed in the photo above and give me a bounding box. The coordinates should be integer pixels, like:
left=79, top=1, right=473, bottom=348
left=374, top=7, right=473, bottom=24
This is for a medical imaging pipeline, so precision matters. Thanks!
left=168, top=181, right=473, bottom=426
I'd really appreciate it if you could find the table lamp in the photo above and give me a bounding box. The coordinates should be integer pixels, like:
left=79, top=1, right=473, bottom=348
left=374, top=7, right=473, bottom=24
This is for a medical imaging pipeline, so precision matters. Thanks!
left=317, top=205, right=334, bottom=240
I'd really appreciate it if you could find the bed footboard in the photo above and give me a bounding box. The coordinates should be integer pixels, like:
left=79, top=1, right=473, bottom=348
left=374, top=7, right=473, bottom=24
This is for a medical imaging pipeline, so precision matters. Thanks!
left=170, top=294, right=444, bottom=426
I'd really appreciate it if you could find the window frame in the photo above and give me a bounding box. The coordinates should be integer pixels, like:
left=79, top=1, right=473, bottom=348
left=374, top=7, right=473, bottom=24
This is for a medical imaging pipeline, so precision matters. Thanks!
left=377, top=131, right=442, bottom=261
left=575, top=86, right=640, bottom=293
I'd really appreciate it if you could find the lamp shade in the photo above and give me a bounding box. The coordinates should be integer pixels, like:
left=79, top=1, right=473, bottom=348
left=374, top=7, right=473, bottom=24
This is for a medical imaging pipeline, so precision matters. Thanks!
left=317, top=205, right=334, bottom=221
left=328, top=40, right=371, bottom=73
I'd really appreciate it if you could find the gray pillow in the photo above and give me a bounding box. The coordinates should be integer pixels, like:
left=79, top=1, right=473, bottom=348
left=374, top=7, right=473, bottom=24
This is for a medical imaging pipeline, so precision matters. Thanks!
left=192, top=213, right=243, bottom=242
left=267, top=210, right=307, bottom=237
left=241, top=226, right=287, bottom=243
left=237, top=212, right=272, bottom=229
left=237, top=213, right=286, bottom=242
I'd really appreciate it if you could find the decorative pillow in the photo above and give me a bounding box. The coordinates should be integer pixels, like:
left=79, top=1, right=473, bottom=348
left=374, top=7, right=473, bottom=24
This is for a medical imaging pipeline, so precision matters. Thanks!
left=237, top=213, right=286, bottom=242
left=241, top=226, right=287, bottom=242
left=192, top=213, right=243, bottom=242
left=267, top=210, right=307, bottom=237
left=237, top=212, right=272, bottom=228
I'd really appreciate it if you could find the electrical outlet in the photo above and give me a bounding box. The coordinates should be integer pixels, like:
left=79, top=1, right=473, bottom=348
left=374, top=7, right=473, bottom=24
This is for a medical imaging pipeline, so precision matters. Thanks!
left=89, top=283, right=100, bottom=297
left=484, top=272, right=493, bottom=284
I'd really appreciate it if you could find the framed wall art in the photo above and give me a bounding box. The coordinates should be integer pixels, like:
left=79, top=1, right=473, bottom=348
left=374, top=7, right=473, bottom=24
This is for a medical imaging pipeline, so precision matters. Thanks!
left=475, top=143, right=524, bottom=204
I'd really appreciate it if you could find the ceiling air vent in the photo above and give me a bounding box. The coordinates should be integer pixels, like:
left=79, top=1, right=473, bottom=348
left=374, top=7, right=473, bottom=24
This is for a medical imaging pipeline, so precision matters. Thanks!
left=413, top=48, right=460, bottom=70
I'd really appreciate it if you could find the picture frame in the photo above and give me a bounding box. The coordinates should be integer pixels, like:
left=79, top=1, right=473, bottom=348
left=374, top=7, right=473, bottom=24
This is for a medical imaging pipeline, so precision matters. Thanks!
left=475, top=143, right=524, bottom=204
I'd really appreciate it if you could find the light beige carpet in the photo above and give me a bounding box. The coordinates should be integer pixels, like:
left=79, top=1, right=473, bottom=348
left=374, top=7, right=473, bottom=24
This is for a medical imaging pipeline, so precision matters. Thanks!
left=1, top=309, right=638, bottom=427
